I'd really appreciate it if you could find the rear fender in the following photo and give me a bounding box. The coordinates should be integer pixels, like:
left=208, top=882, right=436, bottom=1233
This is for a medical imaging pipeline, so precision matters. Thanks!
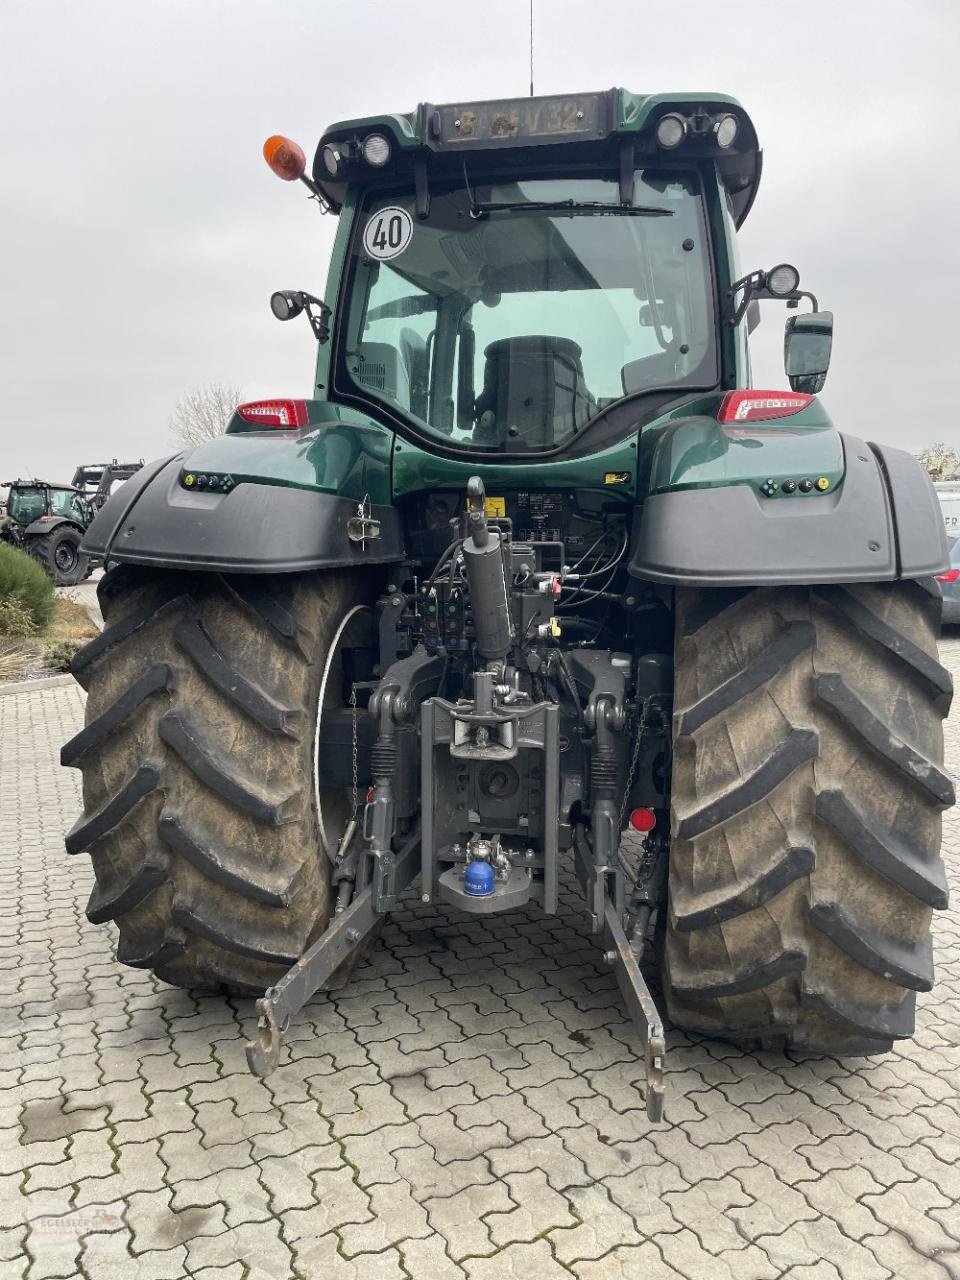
left=23, top=516, right=81, bottom=537
left=630, top=404, right=946, bottom=585
left=82, top=417, right=403, bottom=574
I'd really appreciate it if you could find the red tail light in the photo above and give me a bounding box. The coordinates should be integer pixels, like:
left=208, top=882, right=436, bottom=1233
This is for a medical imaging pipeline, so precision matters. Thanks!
left=936, top=568, right=960, bottom=584
left=718, top=389, right=814, bottom=424
left=236, top=399, right=308, bottom=429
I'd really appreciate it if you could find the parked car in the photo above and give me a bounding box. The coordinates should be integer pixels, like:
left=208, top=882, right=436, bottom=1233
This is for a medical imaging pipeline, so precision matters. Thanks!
left=937, top=537, right=960, bottom=623
left=935, top=480, right=960, bottom=539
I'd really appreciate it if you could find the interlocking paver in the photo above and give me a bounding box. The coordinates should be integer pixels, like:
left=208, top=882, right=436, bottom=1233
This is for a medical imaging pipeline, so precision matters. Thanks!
left=423, top=1179, right=515, bottom=1260
left=860, top=1180, right=957, bottom=1256
left=4, top=647, right=960, bottom=1277
left=290, top=1231, right=406, bottom=1280
left=862, top=1231, right=957, bottom=1280
left=461, top=1238, right=572, bottom=1280
left=338, top=1176, right=433, bottom=1255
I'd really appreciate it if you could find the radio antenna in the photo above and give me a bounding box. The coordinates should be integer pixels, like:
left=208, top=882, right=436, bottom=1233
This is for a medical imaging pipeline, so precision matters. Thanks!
left=529, top=0, right=534, bottom=97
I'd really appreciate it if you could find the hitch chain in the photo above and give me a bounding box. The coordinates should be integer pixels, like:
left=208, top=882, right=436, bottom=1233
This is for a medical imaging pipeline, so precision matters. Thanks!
left=618, top=696, right=650, bottom=831
left=350, top=681, right=359, bottom=817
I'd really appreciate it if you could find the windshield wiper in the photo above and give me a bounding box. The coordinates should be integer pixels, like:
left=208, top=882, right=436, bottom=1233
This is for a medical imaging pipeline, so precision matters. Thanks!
left=470, top=199, right=673, bottom=218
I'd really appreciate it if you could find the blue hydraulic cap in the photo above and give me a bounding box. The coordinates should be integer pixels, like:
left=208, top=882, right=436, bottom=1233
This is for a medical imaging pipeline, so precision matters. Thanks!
left=464, top=859, right=495, bottom=897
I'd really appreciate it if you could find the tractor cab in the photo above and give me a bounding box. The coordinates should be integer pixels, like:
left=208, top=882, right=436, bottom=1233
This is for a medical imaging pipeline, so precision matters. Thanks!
left=263, top=90, right=829, bottom=457
left=4, top=481, right=90, bottom=526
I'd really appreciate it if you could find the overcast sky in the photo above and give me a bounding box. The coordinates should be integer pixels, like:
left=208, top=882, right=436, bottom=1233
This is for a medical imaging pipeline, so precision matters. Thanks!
left=2, top=0, right=957, bottom=482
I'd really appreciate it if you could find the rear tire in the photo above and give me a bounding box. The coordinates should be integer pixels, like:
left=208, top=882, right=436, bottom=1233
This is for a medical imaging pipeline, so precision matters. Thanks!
left=666, top=580, right=953, bottom=1054
left=62, top=565, right=369, bottom=993
left=31, top=525, right=87, bottom=586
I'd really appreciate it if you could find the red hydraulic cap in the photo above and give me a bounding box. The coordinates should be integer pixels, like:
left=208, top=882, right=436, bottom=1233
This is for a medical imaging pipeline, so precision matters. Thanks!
left=629, top=807, right=657, bottom=833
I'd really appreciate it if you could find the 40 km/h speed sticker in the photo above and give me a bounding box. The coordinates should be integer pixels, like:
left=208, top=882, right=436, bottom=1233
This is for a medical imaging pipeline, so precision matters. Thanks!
left=363, top=207, right=413, bottom=261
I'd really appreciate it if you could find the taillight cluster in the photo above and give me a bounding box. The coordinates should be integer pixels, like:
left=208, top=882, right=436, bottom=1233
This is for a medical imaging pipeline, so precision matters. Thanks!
left=717, top=390, right=814, bottom=425
left=236, top=400, right=309, bottom=429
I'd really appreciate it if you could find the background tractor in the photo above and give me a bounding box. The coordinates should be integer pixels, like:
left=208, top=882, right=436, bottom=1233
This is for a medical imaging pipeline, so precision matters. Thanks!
left=63, top=90, right=952, bottom=1119
left=2, top=461, right=142, bottom=585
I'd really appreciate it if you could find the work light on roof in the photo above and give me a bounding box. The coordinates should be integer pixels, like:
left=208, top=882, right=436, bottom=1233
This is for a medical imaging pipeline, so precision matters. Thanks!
left=320, top=144, right=341, bottom=178
left=766, top=263, right=802, bottom=297
left=714, top=113, right=739, bottom=149
left=270, top=291, right=303, bottom=322
left=655, top=113, right=687, bottom=149
left=361, top=133, right=392, bottom=166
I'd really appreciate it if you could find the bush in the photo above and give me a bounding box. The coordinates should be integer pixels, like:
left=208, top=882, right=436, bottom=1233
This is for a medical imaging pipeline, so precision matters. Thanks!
left=0, top=543, right=55, bottom=635
left=0, top=595, right=40, bottom=638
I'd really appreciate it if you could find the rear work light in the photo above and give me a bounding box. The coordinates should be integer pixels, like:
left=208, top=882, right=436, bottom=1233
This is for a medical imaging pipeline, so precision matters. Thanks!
left=718, top=389, right=814, bottom=424
left=936, top=568, right=960, bottom=584
left=236, top=399, right=309, bottom=428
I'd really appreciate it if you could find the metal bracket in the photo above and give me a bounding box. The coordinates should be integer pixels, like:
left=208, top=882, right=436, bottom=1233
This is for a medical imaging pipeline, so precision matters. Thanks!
left=346, top=494, right=381, bottom=548
left=602, top=893, right=666, bottom=1123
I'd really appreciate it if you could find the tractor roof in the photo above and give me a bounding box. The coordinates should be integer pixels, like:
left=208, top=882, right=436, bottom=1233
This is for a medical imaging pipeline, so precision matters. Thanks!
left=314, top=88, right=761, bottom=226
left=4, top=479, right=80, bottom=491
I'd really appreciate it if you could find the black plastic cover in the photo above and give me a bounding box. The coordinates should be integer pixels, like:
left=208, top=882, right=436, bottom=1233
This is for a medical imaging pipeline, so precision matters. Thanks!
left=629, top=434, right=947, bottom=587
left=869, top=441, right=948, bottom=577
left=23, top=516, right=80, bottom=537
left=82, top=456, right=404, bottom=574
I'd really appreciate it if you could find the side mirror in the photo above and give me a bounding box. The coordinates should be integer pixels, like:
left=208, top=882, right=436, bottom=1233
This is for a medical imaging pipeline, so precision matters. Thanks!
left=784, top=311, right=833, bottom=394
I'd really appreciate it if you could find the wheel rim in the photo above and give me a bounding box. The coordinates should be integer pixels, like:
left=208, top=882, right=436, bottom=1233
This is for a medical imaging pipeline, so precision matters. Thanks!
left=55, top=540, right=79, bottom=572
left=314, top=605, right=374, bottom=861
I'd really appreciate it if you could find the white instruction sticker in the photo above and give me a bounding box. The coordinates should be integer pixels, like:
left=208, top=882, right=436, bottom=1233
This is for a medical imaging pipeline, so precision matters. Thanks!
left=363, top=207, right=413, bottom=261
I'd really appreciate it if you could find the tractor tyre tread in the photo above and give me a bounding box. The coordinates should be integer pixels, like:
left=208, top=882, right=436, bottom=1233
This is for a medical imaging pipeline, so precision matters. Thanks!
left=62, top=564, right=364, bottom=992
left=29, top=525, right=87, bottom=587
left=666, top=580, right=952, bottom=1055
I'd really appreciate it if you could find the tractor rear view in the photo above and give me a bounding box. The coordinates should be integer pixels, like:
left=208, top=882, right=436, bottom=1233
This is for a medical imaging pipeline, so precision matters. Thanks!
left=63, top=90, right=952, bottom=1120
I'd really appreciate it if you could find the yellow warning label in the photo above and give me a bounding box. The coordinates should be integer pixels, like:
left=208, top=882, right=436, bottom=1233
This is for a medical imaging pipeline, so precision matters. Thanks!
left=484, top=497, right=506, bottom=517
left=603, top=471, right=631, bottom=486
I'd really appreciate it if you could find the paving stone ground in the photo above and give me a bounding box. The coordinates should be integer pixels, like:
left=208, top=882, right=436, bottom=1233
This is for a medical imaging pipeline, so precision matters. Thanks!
left=2, top=635, right=960, bottom=1279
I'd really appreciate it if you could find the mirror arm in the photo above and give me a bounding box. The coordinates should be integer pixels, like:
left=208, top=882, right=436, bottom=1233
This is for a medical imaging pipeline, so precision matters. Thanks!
left=300, top=294, right=332, bottom=344
left=786, top=289, right=819, bottom=313
left=275, top=290, right=332, bottom=343
left=728, top=270, right=764, bottom=327
left=729, top=277, right=818, bottom=327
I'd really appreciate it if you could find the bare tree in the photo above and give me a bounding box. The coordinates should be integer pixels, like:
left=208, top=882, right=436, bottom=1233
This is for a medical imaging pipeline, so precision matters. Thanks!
left=170, top=382, right=244, bottom=448
left=917, top=442, right=960, bottom=481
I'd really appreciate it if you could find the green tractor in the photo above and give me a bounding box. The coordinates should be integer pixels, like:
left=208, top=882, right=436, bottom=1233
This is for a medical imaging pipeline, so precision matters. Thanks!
left=63, top=90, right=952, bottom=1119
left=1, top=462, right=143, bottom=586
left=1, top=479, right=94, bottom=586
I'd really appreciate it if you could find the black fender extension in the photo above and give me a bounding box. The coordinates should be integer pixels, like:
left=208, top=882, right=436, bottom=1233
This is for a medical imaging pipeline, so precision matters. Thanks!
left=81, top=455, right=404, bottom=574
left=628, top=434, right=947, bottom=587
